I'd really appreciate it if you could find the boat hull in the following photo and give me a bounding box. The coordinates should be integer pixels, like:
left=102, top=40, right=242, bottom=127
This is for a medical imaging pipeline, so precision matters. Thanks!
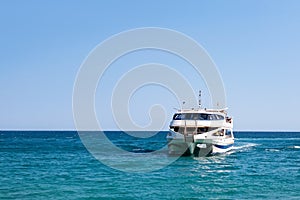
left=167, top=136, right=234, bottom=156
left=167, top=138, right=191, bottom=156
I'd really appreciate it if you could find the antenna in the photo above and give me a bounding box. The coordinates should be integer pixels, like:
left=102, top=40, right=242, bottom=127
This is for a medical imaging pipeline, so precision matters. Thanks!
left=198, top=90, right=201, bottom=108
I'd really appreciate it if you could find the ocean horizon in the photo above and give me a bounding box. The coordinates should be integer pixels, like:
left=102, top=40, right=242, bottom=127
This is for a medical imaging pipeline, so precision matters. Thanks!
left=1, top=130, right=299, bottom=199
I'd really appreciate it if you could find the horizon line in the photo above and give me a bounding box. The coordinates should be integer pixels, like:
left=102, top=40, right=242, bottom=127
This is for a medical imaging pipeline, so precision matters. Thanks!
left=1, top=129, right=300, bottom=132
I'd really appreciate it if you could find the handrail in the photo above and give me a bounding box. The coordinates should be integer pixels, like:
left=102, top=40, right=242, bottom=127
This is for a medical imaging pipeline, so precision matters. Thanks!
left=184, top=120, right=186, bottom=135
left=194, top=120, right=197, bottom=135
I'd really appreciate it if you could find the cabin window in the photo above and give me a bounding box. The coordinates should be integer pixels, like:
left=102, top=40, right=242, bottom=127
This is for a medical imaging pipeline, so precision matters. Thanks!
left=173, top=114, right=183, bottom=120
left=191, top=113, right=199, bottom=120
left=173, top=113, right=224, bottom=120
left=225, top=130, right=231, bottom=136
left=197, top=127, right=218, bottom=133
left=174, top=126, right=179, bottom=132
left=213, top=129, right=224, bottom=136
left=209, top=115, right=216, bottom=120
left=197, top=128, right=203, bottom=134
left=199, top=114, right=208, bottom=120
left=216, top=115, right=224, bottom=120
left=185, top=113, right=193, bottom=120
left=198, top=127, right=208, bottom=132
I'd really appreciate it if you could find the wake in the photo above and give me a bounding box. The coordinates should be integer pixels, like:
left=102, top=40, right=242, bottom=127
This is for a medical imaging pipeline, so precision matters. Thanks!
left=223, top=143, right=259, bottom=155
left=232, top=143, right=258, bottom=150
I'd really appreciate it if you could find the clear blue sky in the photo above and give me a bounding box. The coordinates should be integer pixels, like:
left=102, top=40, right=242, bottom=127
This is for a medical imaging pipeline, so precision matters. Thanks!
left=1, top=0, right=300, bottom=131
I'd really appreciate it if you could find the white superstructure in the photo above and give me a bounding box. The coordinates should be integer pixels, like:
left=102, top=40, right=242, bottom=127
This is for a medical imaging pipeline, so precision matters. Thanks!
left=167, top=108, right=234, bottom=156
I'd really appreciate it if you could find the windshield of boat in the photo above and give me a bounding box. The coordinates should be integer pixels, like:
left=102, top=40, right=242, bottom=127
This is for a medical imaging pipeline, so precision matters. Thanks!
left=173, top=113, right=224, bottom=120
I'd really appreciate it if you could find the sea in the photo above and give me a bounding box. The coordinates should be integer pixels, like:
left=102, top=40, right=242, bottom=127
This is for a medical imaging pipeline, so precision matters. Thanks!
left=0, top=131, right=299, bottom=200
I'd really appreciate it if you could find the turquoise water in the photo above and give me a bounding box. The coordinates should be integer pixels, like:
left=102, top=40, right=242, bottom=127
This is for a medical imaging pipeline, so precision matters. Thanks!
left=0, top=131, right=299, bottom=199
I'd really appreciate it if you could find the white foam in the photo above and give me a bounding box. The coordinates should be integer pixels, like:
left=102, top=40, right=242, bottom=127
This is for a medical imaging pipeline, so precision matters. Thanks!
left=237, top=138, right=300, bottom=141
left=265, top=149, right=280, bottom=152
left=232, top=143, right=258, bottom=150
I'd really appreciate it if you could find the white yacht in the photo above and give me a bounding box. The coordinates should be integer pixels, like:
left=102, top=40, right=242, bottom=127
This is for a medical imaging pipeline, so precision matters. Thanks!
left=167, top=107, right=234, bottom=156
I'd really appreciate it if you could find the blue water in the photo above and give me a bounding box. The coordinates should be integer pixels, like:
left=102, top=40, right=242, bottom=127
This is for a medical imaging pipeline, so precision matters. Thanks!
left=0, top=131, right=299, bottom=199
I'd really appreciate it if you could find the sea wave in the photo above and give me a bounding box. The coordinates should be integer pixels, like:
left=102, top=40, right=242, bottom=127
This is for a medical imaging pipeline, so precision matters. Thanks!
left=232, top=143, right=259, bottom=150
left=236, top=138, right=300, bottom=141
